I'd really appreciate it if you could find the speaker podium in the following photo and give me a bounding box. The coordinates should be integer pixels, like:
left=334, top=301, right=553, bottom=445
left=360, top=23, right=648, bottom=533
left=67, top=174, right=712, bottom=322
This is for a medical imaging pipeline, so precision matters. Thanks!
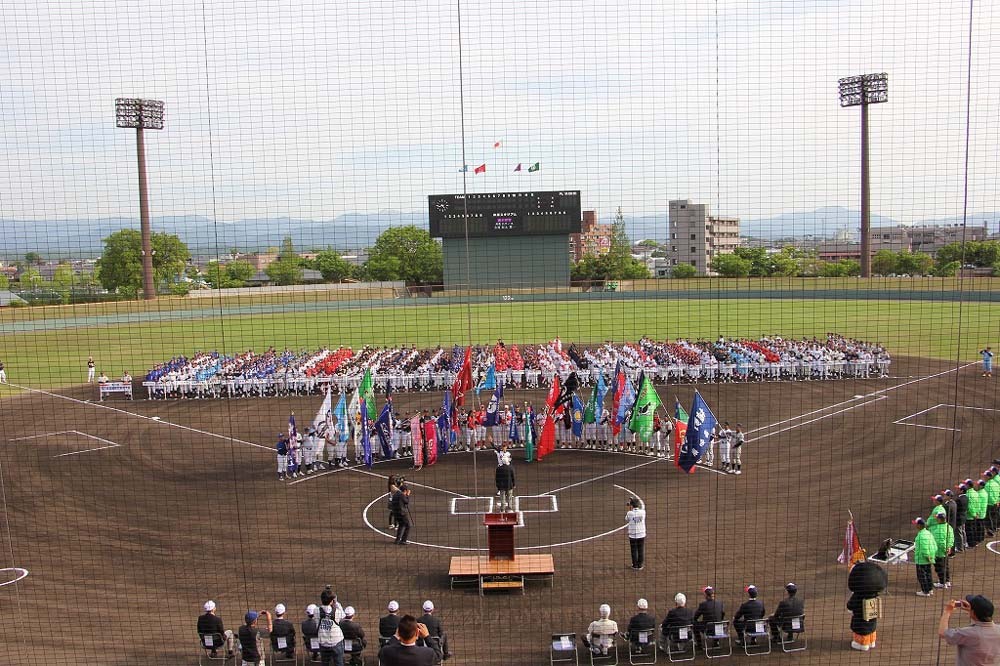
left=483, top=512, right=518, bottom=561
left=448, top=511, right=555, bottom=595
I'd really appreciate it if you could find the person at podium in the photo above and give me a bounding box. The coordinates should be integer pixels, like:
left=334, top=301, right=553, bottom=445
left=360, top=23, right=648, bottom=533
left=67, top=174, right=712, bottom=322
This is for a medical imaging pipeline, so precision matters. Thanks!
left=495, top=453, right=516, bottom=512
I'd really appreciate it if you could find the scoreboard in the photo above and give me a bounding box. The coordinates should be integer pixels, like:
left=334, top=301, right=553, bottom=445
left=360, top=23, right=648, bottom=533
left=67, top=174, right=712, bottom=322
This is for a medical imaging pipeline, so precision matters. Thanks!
left=428, top=191, right=582, bottom=238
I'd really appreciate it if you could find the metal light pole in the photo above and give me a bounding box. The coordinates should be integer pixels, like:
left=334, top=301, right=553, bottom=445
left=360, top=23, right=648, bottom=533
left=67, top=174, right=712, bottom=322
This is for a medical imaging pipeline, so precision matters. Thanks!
left=839, top=74, right=887, bottom=278
left=116, top=98, right=164, bottom=300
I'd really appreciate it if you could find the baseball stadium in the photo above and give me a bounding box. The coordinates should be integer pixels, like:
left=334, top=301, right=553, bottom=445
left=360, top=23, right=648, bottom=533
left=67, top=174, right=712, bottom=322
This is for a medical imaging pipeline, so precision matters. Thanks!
left=2, top=2, right=1000, bottom=666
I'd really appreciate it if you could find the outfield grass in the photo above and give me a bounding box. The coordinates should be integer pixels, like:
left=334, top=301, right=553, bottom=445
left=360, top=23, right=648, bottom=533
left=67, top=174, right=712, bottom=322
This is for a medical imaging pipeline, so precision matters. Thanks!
left=0, top=296, right=992, bottom=391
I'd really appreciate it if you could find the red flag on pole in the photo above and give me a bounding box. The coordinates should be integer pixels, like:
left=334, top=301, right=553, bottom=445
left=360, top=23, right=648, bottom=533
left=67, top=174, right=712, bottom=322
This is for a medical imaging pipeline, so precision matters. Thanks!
left=536, top=375, right=561, bottom=460
left=474, top=164, right=486, bottom=174
left=673, top=418, right=688, bottom=468
left=837, top=514, right=866, bottom=565
left=451, top=347, right=472, bottom=407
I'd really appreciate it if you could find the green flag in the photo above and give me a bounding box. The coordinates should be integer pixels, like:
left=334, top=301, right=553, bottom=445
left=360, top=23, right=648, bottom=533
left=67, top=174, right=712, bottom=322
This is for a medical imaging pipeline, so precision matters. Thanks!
left=583, top=384, right=599, bottom=424
left=528, top=162, right=540, bottom=172
left=358, top=368, right=375, bottom=411
left=628, top=374, right=663, bottom=441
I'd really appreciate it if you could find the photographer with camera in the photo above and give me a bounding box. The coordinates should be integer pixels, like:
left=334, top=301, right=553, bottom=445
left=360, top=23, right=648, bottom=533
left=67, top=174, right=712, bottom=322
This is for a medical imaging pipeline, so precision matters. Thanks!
left=238, top=609, right=272, bottom=666
left=939, top=595, right=1000, bottom=665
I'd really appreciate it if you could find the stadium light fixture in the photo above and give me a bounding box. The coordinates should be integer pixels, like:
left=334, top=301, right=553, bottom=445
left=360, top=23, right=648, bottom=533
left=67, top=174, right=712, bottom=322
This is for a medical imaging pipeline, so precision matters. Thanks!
left=838, top=74, right=887, bottom=279
left=115, top=98, right=165, bottom=300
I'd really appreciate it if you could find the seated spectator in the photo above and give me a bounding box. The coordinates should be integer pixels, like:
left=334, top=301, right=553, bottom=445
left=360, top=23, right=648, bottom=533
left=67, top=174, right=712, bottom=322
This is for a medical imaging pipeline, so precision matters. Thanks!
left=584, top=604, right=619, bottom=656
left=379, top=615, right=437, bottom=666
left=301, top=604, right=320, bottom=662
left=769, top=582, right=804, bottom=641
left=938, top=594, right=1000, bottom=665
left=341, top=606, right=367, bottom=665
left=238, top=610, right=272, bottom=666
left=693, top=587, right=725, bottom=647
left=380, top=601, right=401, bottom=638
left=197, top=600, right=234, bottom=658
left=418, top=600, right=452, bottom=660
left=661, top=593, right=695, bottom=644
left=733, top=585, right=765, bottom=644
left=97, top=371, right=109, bottom=384
left=627, top=598, right=656, bottom=636
left=271, top=603, right=296, bottom=659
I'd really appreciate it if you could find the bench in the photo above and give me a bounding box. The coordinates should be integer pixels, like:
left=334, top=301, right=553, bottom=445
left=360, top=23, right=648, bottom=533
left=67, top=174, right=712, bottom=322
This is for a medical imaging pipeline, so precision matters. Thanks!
left=481, top=577, right=524, bottom=594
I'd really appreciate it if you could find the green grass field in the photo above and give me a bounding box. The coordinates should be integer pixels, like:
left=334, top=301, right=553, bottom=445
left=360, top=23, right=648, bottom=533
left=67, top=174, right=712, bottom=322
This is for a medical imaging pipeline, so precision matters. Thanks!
left=0, top=295, right=992, bottom=391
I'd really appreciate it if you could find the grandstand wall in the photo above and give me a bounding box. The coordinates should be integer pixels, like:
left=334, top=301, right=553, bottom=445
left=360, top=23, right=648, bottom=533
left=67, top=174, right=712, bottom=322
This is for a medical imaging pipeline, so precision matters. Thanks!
left=442, top=236, right=571, bottom=289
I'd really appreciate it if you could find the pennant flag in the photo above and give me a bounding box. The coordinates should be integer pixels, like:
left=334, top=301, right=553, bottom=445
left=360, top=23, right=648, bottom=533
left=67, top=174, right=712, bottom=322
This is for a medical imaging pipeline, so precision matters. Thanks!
left=312, top=386, right=333, bottom=433
left=360, top=400, right=373, bottom=468
left=437, top=391, right=452, bottom=456
left=493, top=140, right=502, bottom=148
left=673, top=399, right=688, bottom=463
left=628, top=372, right=662, bottom=441
left=375, top=402, right=393, bottom=459
left=411, top=414, right=424, bottom=467
left=615, top=375, right=637, bottom=434
left=528, top=162, right=540, bottom=172
left=476, top=363, right=496, bottom=396
left=554, top=372, right=580, bottom=412
left=423, top=418, right=438, bottom=465
left=571, top=394, right=585, bottom=438
left=452, top=347, right=473, bottom=407
left=459, top=165, right=469, bottom=172
left=474, top=164, right=486, bottom=174
left=524, top=407, right=536, bottom=461
left=509, top=410, right=522, bottom=442
left=514, top=163, right=522, bottom=172
left=837, top=516, right=867, bottom=565
left=484, top=382, right=504, bottom=426
left=678, top=392, right=718, bottom=473
left=334, top=394, right=349, bottom=443
left=584, top=371, right=607, bottom=423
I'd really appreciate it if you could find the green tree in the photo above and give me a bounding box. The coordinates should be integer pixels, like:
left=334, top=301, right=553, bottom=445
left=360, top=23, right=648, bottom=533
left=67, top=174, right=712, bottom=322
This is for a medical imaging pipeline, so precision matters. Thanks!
left=278, top=235, right=298, bottom=260
left=24, top=251, right=42, bottom=265
left=731, top=247, right=770, bottom=276
left=871, top=250, right=898, bottom=276
left=597, top=207, right=651, bottom=279
left=894, top=251, right=934, bottom=276
left=52, top=262, right=76, bottom=303
left=364, top=226, right=443, bottom=284
left=934, top=260, right=960, bottom=277
left=225, top=260, right=254, bottom=285
left=710, top=253, right=752, bottom=277
left=95, top=229, right=191, bottom=297
left=670, top=263, right=697, bottom=278
left=637, top=239, right=660, bottom=248
left=19, top=267, right=43, bottom=288
left=313, top=250, right=353, bottom=282
left=769, top=249, right=800, bottom=277
left=0, top=275, right=8, bottom=289
left=203, top=261, right=231, bottom=289
left=265, top=257, right=303, bottom=286
left=819, top=259, right=861, bottom=277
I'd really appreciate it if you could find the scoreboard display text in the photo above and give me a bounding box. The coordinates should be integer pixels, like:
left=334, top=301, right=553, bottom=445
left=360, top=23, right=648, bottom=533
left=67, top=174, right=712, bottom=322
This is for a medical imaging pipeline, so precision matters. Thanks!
left=429, top=191, right=582, bottom=238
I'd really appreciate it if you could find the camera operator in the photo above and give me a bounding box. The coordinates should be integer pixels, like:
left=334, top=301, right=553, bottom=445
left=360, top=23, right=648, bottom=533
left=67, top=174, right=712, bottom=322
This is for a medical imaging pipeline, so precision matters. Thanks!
left=938, top=595, right=1000, bottom=665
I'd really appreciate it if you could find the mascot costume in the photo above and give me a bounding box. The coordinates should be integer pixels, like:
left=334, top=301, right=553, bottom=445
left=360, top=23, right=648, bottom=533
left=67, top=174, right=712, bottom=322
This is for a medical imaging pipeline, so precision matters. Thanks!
left=847, top=560, right=887, bottom=651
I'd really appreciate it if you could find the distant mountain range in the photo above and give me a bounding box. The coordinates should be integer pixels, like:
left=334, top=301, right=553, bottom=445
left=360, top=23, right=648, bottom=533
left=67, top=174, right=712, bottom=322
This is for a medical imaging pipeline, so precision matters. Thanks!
left=2, top=206, right=996, bottom=259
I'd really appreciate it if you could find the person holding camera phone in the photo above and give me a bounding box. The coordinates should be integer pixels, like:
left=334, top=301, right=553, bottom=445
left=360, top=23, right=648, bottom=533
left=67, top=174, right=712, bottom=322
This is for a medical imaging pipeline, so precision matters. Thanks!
left=938, top=595, right=1000, bottom=665
left=238, top=609, right=272, bottom=666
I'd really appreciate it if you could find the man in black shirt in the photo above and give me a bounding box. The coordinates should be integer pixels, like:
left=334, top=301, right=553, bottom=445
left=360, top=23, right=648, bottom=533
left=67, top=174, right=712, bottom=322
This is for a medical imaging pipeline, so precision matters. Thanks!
left=692, top=587, right=725, bottom=648
left=627, top=598, right=656, bottom=635
left=378, top=615, right=437, bottom=666
left=238, top=609, right=272, bottom=666
left=769, top=583, right=805, bottom=641
left=271, top=603, right=297, bottom=659
left=660, top=593, right=695, bottom=647
left=196, top=600, right=234, bottom=658
left=302, top=604, right=320, bottom=662
left=733, top=585, right=765, bottom=644
left=956, top=483, right=970, bottom=551
left=380, top=601, right=402, bottom=638
left=393, top=486, right=413, bottom=545
left=341, top=606, right=367, bottom=666
left=418, top=600, right=451, bottom=660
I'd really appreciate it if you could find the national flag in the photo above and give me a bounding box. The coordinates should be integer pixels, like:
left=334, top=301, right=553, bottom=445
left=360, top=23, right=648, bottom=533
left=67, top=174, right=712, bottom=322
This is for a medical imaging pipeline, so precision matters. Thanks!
left=410, top=414, right=424, bottom=466
left=484, top=382, right=504, bottom=426
left=360, top=400, right=373, bottom=468
left=837, top=517, right=867, bottom=565
left=628, top=372, right=662, bottom=442
left=437, top=391, right=452, bottom=456
left=571, top=394, right=585, bottom=438
left=474, top=164, right=486, bottom=174
left=584, top=371, right=607, bottom=424
left=476, top=363, right=496, bottom=396
left=673, top=398, right=688, bottom=463
left=312, top=386, right=333, bottom=433
left=678, top=391, right=718, bottom=473
left=375, top=402, right=393, bottom=459
left=524, top=407, right=536, bottom=461
left=514, top=163, right=522, bottom=172
left=423, top=418, right=438, bottom=465
left=334, top=394, right=349, bottom=443
left=452, top=347, right=473, bottom=407
left=493, top=141, right=501, bottom=148
left=554, top=372, right=580, bottom=411
left=528, top=162, right=540, bottom=172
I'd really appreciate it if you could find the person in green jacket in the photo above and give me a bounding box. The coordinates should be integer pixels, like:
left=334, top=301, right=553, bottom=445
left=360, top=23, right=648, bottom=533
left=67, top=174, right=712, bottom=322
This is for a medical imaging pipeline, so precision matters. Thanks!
left=965, top=479, right=984, bottom=548
left=975, top=479, right=990, bottom=538
left=984, top=468, right=1000, bottom=536
left=913, top=517, right=939, bottom=597
left=928, top=513, right=955, bottom=589
left=928, top=494, right=947, bottom=524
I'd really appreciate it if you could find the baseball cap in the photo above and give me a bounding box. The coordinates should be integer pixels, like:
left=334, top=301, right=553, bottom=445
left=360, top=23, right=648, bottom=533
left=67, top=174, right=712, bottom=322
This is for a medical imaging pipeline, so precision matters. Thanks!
left=387, top=601, right=399, bottom=612
left=965, top=478, right=975, bottom=486
left=966, top=595, right=995, bottom=621
left=423, top=600, right=434, bottom=612
left=599, top=604, right=611, bottom=617
left=785, top=583, right=797, bottom=593
left=959, top=482, right=969, bottom=491
left=245, top=611, right=259, bottom=625
left=344, top=606, right=355, bottom=618
left=702, top=586, right=714, bottom=595
left=674, top=593, right=687, bottom=606
left=203, top=600, right=216, bottom=612
left=912, top=517, right=926, bottom=526
left=933, top=494, right=944, bottom=502
left=745, top=585, right=757, bottom=597
left=637, top=598, right=648, bottom=610
left=944, top=489, right=954, bottom=497
left=937, top=512, right=947, bottom=521
left=306, top=604, right=318, bottom=616
left=275, top=603, right=286, bottom=615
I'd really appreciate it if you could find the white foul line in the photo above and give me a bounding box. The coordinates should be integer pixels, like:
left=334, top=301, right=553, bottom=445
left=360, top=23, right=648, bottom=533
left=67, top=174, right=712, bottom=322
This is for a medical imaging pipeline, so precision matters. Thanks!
left=53, top=444, right=120, bottom=458
left=614, top=484, right=644, bottom=509
left=545, top=458, right=663, bottom=494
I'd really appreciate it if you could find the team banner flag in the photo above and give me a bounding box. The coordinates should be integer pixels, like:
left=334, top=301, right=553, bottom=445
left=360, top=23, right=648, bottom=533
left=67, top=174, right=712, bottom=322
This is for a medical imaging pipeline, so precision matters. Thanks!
left=358, top=368, right=375, bottom=414
left=673, top=399, right=688, bottom=463
left=312, top=386, right=332, bottom=433
left=334, top=394, right=349, bottom=442
left=571, top=394, right=585, bottom=438
left=837, top=514, right=867, bottom=565
left=584, top=371, right=607, bottom=423
left=423, top=418, right=438, bottom=465
left=524, top=407, right=536, bottom=462
left=375, top=402, right=393, bottom=459
left=476, top=363, right=496, bottom=396
left=452, top=347, right=473, bottom=406
left=437, top=391, right=453, bottom=455
left=474, top=163, right=486, bottom=174
left=514, top=163, right=522, bottom=172
left=528, top=162, right=540, bottom=172
left=537, top=376, right=561, bottom=459
left=360, top=401, right=373, bottom=468
left=554, top=371, right=580, bottom=411
left=611, top=362, right=626, bottom=435
left=678, top=391, right=718, bottom=473
left=628, top=372, right=663, bottom=442
left=410, top=414, right=424, bottom=467
left=484, top=382, right=504, bottom=426
left=509, top=410, right=521, bottom=442
left=615, top=375, right=637, bottom=434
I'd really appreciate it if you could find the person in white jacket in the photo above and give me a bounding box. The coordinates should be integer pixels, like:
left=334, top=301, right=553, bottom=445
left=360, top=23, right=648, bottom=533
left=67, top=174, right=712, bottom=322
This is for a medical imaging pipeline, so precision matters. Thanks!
left=626, top=497, right=647, bottom=570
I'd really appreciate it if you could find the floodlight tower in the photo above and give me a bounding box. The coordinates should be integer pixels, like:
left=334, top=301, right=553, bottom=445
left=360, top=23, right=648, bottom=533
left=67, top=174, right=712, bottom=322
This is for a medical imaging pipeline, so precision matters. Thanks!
left=839, top=74, right=887, bottom=278
left=115, top=98, right=164, bottom=300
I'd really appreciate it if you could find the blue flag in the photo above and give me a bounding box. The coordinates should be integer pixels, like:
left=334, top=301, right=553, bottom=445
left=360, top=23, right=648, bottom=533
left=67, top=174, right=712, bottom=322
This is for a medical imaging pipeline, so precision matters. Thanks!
left=360, top=400, right=373, bottom=468
left=476, top=363, right=497, bottom=396
left=334, top=394, right=349, bottom=443
left=615, top=375, right=636, bottom=425
left=437, top=391, right=452, bottom=455
left=571, top=395, right=585, bottom=437
left=375, top=401, right=393, bottom=458
left=484, top=382, right=504, bottom=426
left=287, top=414, right=298, bottom=473
left=678, top=391, right=718, bottom=473
left=509, top=409, right=521, bottom=442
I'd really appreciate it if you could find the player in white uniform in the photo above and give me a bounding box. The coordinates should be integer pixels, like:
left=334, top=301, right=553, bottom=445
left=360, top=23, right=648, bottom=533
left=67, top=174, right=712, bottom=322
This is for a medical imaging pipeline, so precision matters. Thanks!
left=718, top=422, right=732, bottom=473
left=87, top=357, right=95, bottom=383
left=302, top=428, right=318, bottom=474
left=731, top=423, right=745, bottom=474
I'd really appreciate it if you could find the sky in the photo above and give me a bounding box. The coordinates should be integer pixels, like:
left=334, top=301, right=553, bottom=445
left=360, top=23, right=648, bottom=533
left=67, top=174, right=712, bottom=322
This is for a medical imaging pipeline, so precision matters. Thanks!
left=0, top=0, right=997, bottom=226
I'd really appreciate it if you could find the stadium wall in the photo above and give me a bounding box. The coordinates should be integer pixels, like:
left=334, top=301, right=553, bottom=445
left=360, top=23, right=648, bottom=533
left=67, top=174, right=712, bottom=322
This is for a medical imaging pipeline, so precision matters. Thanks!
left=442, top=236, right=571, bottom=289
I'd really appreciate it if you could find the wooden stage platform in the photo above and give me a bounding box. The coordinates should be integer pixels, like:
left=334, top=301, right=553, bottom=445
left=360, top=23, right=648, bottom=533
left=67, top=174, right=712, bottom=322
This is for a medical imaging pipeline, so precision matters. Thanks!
left=448, top=554, right=555, bottom=595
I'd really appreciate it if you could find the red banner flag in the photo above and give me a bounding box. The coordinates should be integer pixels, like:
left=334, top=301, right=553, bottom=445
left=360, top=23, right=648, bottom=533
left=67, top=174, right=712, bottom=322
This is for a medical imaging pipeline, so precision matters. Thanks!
left=411, top=415, right=424, bottom=467
left=673, top=418, right=688, bottom=469
left=537, top=375, right=561, bottom=459
left=474, top=164, right=486, bottom=174
left=451, top=347, right=472, bottom=407
left=424, top=419, right=438, bottom=465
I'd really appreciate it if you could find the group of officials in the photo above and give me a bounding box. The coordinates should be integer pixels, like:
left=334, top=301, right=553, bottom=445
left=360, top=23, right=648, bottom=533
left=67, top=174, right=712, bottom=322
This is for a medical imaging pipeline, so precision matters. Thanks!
left=582, top=584, right=805, bottom=656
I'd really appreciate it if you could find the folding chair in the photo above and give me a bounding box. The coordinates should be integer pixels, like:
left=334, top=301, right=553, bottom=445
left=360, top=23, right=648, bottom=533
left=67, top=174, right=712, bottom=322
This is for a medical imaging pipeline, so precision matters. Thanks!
left=627, top=630, right=656, bottom=665
left=587, top=633, right=618, bottom=666
left=550, top=632, right=579, bottom=666
left=740, top=619, right=771, bottom=656
left=661, top=626, right=695, bottom=662
left=198, top=633, right=235, bottom=665
left=300, top=636, right=321, bottom=665
left=702, top=621, right=732, bottom=659
left=270, top=634, right=296, bottom=665
left=376, top=636, right=394, bottom=666
left=343, top=637, right=365, bottom=666
left=236, top=636, right=266, bottom=666
left=779, top=615, right=806, bottom=652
